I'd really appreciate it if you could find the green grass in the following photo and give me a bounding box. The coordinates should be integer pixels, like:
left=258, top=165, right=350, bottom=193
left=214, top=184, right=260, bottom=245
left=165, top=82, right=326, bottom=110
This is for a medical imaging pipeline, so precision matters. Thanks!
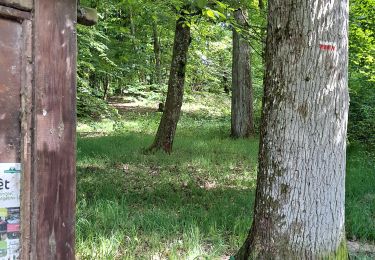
left=76, top=98, right=375, bottom=259
left=346, top=145, right=375, bottom=242
left=77, top=110, right=258, bottom=259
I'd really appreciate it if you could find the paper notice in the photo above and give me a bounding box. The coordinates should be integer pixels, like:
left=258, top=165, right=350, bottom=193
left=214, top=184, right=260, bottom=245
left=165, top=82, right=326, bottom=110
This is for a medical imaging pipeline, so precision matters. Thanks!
left=0, top=163, right=21, bottom=260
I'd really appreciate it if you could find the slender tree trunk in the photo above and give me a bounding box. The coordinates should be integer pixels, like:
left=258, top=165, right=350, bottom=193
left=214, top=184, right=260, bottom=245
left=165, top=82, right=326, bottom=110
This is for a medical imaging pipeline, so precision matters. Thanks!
left=129, top=7, right=137, bottom=55
left=153, top=19, right=162, bottom=85
left=129, top=7, right=136, bottom=37
left=148, top=17, right=191, bottom=153
left=103, top=76, right=109, bottom=100
left=235, top=0, right=349, bottom=258
left=231, top=9, right=255, bottom=138
left=258, top=0, right=266, bottom=60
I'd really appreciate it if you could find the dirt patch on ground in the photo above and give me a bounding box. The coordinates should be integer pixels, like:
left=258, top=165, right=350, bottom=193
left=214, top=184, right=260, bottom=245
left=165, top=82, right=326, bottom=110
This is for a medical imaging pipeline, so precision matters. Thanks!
left=109, top=100, right=159, bottom=115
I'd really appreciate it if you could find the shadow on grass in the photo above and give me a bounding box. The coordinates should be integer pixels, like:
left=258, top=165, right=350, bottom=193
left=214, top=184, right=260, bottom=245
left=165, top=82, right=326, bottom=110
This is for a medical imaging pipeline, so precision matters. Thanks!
left=77, top=131, right=259, bottom=167
left=76, top=125, right=258, bottom=258
left=76, top=163, right=255, bottom=259
left=76, top=117, right=375, bottom=258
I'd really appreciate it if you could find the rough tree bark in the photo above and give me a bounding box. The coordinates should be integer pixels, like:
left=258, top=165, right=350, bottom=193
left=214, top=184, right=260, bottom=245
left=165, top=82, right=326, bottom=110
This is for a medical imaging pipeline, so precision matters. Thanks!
left=235, top=0, right=349, bottom=258
left=153, top=19, right=162, bottom=84
left=258, top=0, right=266, bottom=60
left=148, top=16, right=191, bottom=153
left=231, top=9, right=255, bottom=138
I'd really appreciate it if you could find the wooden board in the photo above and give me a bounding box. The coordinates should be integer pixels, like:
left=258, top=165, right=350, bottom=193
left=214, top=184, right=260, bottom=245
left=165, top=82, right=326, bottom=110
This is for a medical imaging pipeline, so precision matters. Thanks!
left=0, top=9, right=32, bottom=260
left=0, top=0, right=32, bottom=10
left=0, top=2, right=77, bottom=258
left=33, top=0, right=77, bottom=258
left=20, top=18, right=32, bottom=260
left=0, top=18, right=22, bottom=163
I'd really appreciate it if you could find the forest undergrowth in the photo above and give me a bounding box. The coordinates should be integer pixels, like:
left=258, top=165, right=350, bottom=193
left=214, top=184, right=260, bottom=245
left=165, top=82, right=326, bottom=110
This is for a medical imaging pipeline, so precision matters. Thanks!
left=76, top=93, right=375, bottom=259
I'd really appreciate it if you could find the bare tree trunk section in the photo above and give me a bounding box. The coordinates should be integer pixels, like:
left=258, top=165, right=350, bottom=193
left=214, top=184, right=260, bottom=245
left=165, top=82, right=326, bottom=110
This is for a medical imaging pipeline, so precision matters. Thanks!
left=235, top=0, right=349, bottom=259
left=129, top=7, right=135, bottom=37
left=231, top=9, right=255, bottom=138
left=153, top=19, right=162, bottom=85
left=258, top=0, right=266, bottom=61
left=148, top=17, right=191, bottom=153
left=129, top=6, right=136, bottom=52
left=103, top=75, right=109, bottom=100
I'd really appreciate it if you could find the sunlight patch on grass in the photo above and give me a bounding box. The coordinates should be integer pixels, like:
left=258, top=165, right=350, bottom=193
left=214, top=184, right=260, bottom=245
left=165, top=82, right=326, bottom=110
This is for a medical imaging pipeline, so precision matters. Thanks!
left=76, top=98, right=375, bottom=258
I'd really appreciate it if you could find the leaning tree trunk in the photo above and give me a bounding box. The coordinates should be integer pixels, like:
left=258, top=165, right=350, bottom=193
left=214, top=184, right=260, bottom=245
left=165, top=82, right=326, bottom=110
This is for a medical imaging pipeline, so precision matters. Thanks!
left=231, top=9, right=255, bottom=138
left=236, top=0, right=349, bottom=259
left=148, top=17, right=191, bottom=153
left=102, top=75, right=109, bottom=101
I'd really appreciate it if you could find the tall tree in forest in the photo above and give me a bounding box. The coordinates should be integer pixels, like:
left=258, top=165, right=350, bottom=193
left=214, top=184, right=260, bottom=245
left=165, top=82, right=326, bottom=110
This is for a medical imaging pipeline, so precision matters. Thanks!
left=152, top=18, right=162, bottom=84
left=148, top=1, right=233, bottom=152
left=235, top=0, right=349, bottom=258
left=231, top=8, right=255, bottom=138
left=148, top=13, right=191, bottom=153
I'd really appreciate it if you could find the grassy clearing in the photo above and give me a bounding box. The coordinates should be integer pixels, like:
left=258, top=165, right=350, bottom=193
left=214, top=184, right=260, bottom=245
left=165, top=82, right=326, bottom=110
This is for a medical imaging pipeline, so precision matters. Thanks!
left=346, top=145, right=375, bottom=242
left=77, top=98, right=258, bottom=259
left=76, top=94, right=375, bottom=259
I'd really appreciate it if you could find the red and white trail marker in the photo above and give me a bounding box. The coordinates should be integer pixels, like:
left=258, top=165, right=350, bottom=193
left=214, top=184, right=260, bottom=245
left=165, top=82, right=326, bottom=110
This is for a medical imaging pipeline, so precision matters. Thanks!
left=319, top=41, right=336, bottom=51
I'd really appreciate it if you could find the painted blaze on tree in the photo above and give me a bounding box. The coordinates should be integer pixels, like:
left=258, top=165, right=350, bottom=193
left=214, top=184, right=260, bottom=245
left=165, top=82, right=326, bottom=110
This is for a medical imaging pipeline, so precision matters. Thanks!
left=236, top=0, right=349, bottom=259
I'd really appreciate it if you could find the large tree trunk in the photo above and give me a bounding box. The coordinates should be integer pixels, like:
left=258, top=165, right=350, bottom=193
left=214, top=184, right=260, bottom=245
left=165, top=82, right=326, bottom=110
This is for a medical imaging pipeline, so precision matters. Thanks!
left=148, top=17, right=191, bottom=153
left=236, top=0, right=349, bottom=258
left=231, top=9, right=255, bottom=138
left=153, top=19, right=162, bottom=85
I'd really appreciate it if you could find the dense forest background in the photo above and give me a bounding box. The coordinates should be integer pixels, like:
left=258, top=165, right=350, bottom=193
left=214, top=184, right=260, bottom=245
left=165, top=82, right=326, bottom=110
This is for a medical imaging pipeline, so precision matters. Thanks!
left=77, top=0, right=374, bottom=151
left=75, top=0, right=374, bottom=258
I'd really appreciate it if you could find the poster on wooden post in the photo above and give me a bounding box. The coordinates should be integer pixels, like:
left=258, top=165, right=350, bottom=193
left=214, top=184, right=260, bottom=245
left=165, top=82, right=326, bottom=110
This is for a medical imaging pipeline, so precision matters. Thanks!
left=0, top=163, right=20, bottom=259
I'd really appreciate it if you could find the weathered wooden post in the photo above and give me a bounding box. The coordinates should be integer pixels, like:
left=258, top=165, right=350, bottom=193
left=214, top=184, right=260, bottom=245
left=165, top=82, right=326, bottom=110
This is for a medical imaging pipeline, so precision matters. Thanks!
left=0, top=0, right=78, bottom=258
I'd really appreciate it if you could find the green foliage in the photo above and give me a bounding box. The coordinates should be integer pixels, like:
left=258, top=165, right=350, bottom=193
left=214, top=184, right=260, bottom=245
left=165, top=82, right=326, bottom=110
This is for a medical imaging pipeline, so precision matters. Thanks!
left=77, top=0, right=176, bottom=118
left=186, top=23, right=232, bottom=93
left=77, top=92, right=118, bottom=119
left=72, top=0, right=375, bottom=257
left=77, top=20, right=120, bottom=118
left=348, top=75, right=375, bottom=150
left=77, top=0, right=373, bottom=151
left=349, top=0, right=375, bottom=82
left=77, top=0, right=266, bottom=120
left=349, top=0, right=375, bottom=151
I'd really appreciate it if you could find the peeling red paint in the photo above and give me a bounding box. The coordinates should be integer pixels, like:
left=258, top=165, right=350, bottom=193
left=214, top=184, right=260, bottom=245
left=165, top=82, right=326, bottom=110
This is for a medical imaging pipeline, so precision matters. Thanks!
left=319, top=42, right=336, bottom=51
